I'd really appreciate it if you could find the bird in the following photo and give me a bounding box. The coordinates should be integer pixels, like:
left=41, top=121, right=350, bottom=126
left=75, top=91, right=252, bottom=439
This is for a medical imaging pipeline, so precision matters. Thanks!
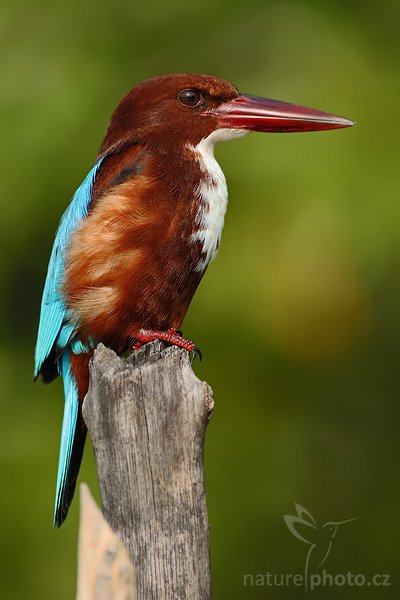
left=34, top=73, right=354, bottom=526
left=284, top=503, right=359, bottom=592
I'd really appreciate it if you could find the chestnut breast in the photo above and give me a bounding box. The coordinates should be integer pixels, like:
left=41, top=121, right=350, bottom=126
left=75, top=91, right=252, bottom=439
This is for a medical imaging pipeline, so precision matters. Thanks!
left=63, top=147, right=206, bottom=350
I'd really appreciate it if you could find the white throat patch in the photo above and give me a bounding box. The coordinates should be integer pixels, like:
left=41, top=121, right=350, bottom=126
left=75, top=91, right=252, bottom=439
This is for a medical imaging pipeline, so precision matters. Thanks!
left=188, top=128, right=248, bottom=272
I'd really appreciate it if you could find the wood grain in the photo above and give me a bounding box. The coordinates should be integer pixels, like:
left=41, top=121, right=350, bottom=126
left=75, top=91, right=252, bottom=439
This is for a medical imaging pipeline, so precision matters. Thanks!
left=83, top=341, right=214, bottom=599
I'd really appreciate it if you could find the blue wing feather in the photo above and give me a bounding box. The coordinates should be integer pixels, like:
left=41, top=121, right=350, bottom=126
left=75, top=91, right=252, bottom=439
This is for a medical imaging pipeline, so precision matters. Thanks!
left=54, top=349, right=79, bottom=524
left=35, top=159, right=103, bottom=525
left=34, top=159, right=103, bottom=378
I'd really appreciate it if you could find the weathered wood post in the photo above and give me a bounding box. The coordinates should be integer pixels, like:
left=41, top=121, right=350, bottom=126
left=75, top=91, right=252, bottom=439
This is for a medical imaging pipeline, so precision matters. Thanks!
left=82, top=341, right=214, bottom=599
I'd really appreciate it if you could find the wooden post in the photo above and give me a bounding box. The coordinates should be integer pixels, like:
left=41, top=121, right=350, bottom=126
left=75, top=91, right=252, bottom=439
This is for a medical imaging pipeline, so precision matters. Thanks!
left=76, top=483, right=137, bottom=600
left=82, top=342, right=214, bottom=600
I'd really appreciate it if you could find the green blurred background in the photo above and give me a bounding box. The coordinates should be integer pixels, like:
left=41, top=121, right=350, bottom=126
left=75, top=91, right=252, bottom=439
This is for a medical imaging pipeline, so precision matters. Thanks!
left=1, top=0, right=399, bottom=598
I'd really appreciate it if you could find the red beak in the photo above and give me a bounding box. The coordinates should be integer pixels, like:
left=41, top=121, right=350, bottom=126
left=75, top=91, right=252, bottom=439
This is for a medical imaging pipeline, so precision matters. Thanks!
left=206, top=93, right=355, bottom=133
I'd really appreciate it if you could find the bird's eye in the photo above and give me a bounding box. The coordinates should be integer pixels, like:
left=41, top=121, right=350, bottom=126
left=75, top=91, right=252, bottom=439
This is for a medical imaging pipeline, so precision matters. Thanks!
left=178, top=89, right=202, bottom=107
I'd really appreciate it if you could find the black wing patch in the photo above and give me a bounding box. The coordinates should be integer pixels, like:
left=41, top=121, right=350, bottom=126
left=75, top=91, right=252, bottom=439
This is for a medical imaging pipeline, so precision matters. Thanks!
left=112, top=162, right=144, bottom=187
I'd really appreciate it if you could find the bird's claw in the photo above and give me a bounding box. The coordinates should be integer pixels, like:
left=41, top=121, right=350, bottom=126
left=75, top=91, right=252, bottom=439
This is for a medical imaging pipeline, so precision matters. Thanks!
left=131, top=328, right=202, bottom=362
left=190, top=346, right=202, bottom=363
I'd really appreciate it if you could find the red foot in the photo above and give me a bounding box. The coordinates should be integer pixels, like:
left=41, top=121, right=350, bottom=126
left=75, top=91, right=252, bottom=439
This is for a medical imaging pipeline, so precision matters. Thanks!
left=132, top=328, right=202, bottom=360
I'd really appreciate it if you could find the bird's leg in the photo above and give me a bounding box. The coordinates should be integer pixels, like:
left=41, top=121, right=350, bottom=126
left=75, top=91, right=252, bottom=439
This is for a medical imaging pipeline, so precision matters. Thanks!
left=132, top=328, right=202, bottom=361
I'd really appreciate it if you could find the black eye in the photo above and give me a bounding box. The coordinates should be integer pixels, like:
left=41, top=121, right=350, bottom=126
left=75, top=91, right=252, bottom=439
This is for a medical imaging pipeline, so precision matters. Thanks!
left=179, top=89, right=202, bottom=107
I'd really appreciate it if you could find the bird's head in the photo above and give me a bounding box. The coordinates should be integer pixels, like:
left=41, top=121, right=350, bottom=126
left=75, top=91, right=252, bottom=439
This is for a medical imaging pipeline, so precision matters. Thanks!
left=99, top=73, right=354, bottom=157
left=322, top=517, right=360, bottom=540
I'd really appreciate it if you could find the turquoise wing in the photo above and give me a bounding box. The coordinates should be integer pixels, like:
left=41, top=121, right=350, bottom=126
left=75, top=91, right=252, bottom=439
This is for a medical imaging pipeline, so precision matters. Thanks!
left=34, top=159, right=103, bottom=378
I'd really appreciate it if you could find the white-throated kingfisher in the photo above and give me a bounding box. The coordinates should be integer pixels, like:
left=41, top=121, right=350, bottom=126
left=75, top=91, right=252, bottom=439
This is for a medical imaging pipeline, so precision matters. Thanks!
left=34, top=74, right=354, bottom=526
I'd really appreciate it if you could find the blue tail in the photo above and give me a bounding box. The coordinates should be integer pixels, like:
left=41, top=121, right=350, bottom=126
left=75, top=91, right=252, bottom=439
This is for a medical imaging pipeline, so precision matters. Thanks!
left=54, top=350, right=86, bottom=527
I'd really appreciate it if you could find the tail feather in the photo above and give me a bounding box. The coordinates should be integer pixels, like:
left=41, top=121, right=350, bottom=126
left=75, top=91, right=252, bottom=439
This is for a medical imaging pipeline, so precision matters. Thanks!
left=54, top=350, right=87, bottom=527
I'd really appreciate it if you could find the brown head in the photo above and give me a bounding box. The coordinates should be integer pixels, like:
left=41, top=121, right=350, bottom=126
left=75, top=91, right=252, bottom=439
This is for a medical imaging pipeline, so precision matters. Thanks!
left=98, top=73, right=355, bottom=157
